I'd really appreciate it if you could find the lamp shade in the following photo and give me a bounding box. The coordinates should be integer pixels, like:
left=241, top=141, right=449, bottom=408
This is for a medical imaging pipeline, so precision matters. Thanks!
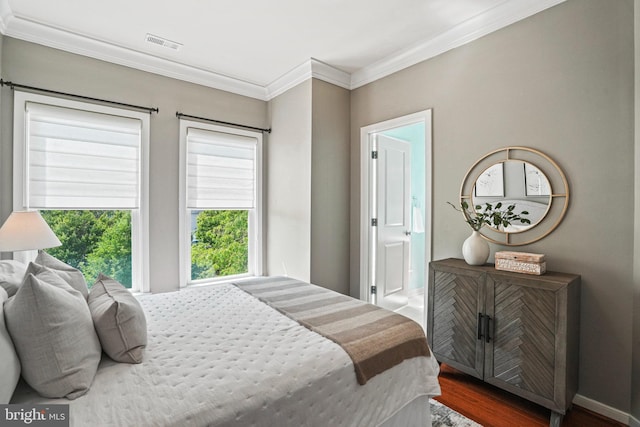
left=0, top=211, right=62, bottom=252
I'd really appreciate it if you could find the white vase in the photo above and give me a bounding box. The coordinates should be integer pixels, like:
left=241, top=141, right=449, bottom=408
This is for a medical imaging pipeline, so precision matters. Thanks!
left=462, top=230, right=490, bottom=265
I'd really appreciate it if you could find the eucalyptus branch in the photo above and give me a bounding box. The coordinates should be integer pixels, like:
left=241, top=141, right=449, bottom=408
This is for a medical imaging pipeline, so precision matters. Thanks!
left=448, top=200, right=531, bottom=232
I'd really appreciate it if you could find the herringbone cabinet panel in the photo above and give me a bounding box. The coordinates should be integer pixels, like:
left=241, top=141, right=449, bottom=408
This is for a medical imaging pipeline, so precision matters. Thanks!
left=489, top=281, right=555, bottom=399
left=431, top=270, right=483, bottom=376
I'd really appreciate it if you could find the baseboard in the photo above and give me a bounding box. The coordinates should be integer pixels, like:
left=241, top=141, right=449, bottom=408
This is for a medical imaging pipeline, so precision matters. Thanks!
left=573, top=394, right=630, bottom=425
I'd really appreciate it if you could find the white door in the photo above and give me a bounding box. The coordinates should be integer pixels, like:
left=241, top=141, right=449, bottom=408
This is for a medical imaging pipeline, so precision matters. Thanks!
left=374, top=135, right=411, bottom=311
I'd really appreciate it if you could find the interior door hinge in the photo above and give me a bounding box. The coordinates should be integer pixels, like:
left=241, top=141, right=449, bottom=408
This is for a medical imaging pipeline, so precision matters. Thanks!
left=371, top=218, right=377, bottom=227
left=371, top=150, right=378, bottom=159
left=371, top=285, right=377, bottom=295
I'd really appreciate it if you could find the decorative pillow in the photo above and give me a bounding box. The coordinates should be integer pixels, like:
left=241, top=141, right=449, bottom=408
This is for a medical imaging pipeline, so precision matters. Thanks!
left=88, top=274, right=147, bottom=364
left=35, top=251, right=88, bottom=299
left=0, top=260, right=28, bottom=297
left=0, top=287, right=21, bottom=404
left=3, top=263, right=101, bottom=399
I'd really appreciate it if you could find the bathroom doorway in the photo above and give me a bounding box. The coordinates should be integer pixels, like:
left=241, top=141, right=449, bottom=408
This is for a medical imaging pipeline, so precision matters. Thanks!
left=359, top=110, right=432, bottom=329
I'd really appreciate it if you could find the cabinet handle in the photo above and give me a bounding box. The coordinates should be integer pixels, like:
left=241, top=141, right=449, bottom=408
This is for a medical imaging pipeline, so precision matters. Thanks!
left=477, top=313, right=484, bottom=340
left=484, top=315, right=492, bottom=343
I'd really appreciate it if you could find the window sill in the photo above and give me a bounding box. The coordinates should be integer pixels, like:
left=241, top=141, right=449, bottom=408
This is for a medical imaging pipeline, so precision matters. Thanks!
left=186, top=273, right=260, bottom=289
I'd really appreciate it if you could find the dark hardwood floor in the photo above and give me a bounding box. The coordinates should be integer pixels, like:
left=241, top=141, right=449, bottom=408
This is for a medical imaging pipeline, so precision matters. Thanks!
left=434, top=364, right=626, bottom=427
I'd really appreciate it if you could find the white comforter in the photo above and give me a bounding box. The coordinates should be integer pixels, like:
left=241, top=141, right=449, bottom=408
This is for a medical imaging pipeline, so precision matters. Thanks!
left=11, top=283, right=441, bottom=426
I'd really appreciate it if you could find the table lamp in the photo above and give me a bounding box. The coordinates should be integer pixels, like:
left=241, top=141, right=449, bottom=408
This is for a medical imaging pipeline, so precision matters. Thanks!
left=0, top=211, right=62, bottom=252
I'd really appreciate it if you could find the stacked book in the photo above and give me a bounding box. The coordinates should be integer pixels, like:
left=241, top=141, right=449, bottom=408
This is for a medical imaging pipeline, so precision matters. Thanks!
left=494, top=251, right=546, bottom=275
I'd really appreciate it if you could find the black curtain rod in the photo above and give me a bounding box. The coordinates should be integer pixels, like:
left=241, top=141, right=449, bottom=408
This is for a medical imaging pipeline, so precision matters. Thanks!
left=176, top=112, right=271, bottom=134
left=0, top=79, right=159, bottom=114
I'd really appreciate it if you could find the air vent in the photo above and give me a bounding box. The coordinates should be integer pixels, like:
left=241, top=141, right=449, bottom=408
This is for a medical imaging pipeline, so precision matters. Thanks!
left=145, top=33, right=182, bottom=51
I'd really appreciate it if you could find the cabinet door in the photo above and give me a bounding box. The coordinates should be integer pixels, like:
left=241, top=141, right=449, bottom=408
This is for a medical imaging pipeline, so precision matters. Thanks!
left=484, top=274, right=557, bottom=406
left=428, top=264, right=485, bottom=379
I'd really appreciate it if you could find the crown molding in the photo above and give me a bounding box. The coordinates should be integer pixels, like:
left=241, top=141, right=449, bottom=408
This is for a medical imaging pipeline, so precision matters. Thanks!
left=349, top=0, right=566, bottom=89
left=265, top=60, right=313, bottom=100
left=309, top=59, right=351, bottom=90
left=0, top=4, right=268, bottom=100
left=265, top=58, right=350, bottom=100
left=0, top=0, right=11, bottom=34
left=0, top=0, right=565, bottom=99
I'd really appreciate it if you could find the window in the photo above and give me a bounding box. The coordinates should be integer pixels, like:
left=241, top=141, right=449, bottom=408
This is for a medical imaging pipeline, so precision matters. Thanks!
left=179, top=120, right=262, bottom=286
left=13, top=92, right=149, bottom=291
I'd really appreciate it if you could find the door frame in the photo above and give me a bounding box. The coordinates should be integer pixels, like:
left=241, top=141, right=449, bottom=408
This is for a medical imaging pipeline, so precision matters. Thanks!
left=359, top=109, right=433, bottom=303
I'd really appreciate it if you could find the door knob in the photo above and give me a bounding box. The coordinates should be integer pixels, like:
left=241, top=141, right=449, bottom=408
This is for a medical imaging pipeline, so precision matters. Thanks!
left=405, top=230, right=412, bottom=236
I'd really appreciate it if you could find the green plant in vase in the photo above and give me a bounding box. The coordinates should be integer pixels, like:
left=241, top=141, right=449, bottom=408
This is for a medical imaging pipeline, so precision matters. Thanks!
left=448, top=201, right=531, bottom=231
left=448, top=201, right=531, bottom=265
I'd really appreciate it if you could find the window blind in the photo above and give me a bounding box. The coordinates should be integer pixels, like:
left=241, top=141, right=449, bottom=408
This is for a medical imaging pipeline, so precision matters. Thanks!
left=186, top=127, right=257, bottom=209
left=25, top=102, right=142, bottom=209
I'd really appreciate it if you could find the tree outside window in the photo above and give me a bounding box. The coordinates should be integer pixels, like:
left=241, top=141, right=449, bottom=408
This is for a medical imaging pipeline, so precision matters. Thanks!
left=191, top=210, right=248, bottom=280
left=41, top=210, right=132, bottom=288
left=41, top=209, right=249, bottom=287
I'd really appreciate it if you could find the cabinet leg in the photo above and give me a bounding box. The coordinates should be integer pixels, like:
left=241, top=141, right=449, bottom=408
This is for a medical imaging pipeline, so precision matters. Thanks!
left=550, top=411, right=563, bottom=427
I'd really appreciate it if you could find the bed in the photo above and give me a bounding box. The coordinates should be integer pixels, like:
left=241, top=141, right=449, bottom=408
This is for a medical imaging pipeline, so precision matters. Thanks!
left=3, top=274, right=440, bottom=427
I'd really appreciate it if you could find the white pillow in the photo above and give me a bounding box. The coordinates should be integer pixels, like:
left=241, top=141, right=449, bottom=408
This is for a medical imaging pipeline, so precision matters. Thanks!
left=0, top=287, right=21, bottom=404
left=35, top=251, right=88, bottom=299
left=0, top=260, right=28, bottom=297
left=4, top=263, right=101, bottom=399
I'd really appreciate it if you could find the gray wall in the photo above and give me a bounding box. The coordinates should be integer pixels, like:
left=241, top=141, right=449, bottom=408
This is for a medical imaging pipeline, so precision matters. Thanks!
left=266, top=79, right=350, bottom=295
left=350, top=0, right=634, bottom=412
left=632, top=0, right=640, bottom=424
left=266, top=80, right=313, bottom=281
left=310, top=80, right=350, bottom=294
left=0, top=37, right=268, bottom=293
left=0, top=33, right=4, bottom=228
left=0, top=37, right=352, bottom=297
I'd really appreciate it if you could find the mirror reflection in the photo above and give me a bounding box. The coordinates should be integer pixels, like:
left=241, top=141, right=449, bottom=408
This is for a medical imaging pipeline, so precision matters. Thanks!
left=472, top=161, right=551, bottom=232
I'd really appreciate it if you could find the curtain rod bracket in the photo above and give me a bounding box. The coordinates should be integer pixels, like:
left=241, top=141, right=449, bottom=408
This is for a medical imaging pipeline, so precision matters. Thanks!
left=0, top=79, right=158, bottom=114
left=176, top=111, right=271, bottom=134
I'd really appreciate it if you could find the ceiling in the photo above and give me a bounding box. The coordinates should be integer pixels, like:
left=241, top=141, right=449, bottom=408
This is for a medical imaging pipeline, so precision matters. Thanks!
left=0, top=0, right=564, bottom=100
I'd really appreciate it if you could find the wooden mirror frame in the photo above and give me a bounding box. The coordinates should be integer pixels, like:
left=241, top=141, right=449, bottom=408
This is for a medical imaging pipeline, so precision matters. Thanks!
left=460, top=146, right=569, bottom=246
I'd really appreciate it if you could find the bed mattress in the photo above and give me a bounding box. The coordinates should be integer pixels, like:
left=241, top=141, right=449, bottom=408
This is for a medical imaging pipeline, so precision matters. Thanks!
left=11, top=283, right=441, bottom=426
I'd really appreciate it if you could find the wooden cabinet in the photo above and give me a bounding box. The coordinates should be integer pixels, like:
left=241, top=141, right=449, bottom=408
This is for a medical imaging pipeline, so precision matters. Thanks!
left=427, top=258, right=580, bottom=427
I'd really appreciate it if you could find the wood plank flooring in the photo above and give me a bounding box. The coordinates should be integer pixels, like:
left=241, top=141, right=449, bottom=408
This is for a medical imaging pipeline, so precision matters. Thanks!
left=434, top=364, right=626, bottom=427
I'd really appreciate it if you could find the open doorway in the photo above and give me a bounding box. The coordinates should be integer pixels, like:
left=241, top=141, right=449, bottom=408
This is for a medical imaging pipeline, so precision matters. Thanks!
left=359, top=110, right=432, bottom=329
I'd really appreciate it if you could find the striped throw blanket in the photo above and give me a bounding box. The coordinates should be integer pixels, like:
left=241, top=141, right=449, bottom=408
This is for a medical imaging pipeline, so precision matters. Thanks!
left=234, top=276, right=430, bottom=385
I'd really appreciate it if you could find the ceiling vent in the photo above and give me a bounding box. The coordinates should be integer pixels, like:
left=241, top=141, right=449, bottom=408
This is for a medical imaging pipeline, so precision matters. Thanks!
left=145, top=33, right=182, bottom=51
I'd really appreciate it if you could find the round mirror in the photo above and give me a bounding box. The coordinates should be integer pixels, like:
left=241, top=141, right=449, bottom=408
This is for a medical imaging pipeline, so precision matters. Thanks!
left=471, top=161, right=551, bottom=233
left=460, top=147, right=569, bottom=246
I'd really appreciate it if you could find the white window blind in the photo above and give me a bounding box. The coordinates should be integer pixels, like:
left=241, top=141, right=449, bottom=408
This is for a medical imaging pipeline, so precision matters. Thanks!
left=25, top=102, right=142, bottom=209
left=186, top=127, right=257, bottom=209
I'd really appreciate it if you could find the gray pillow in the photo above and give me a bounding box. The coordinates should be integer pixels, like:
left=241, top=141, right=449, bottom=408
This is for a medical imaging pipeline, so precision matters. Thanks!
left=0, top=287, right=21, bottom=404
left=4, top=263, right=101, bottom=399
left=35, top=251, right=88, bottom=299
left=88, top=274, right=147, bottom=364
left=0, top=260, right=27, bottom=297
